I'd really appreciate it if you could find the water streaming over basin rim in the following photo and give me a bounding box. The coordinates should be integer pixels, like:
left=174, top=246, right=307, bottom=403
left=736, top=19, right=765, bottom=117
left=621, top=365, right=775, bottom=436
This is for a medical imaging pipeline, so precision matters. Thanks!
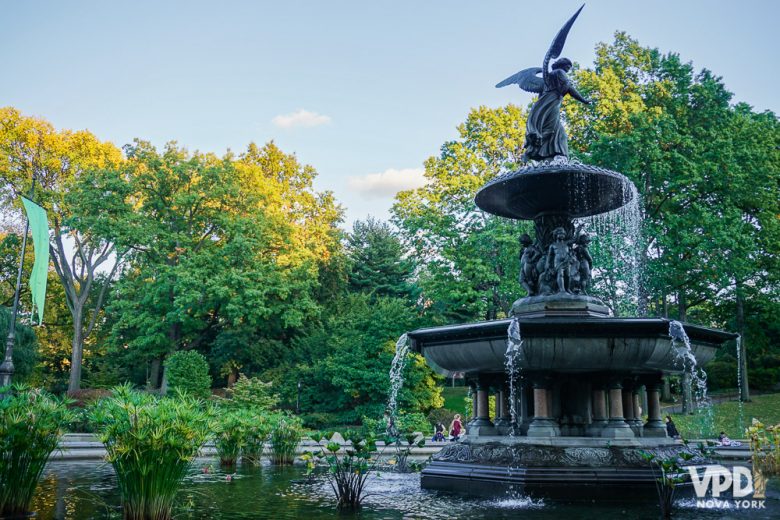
left=30, top=458, right=780, bottom=519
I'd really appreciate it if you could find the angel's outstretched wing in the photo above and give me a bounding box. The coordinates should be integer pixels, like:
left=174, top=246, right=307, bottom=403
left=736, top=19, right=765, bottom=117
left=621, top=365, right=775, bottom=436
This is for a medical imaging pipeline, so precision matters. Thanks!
left=495, top=67, right=544, bottom=93
left=543, top=4, right=584, bottom=83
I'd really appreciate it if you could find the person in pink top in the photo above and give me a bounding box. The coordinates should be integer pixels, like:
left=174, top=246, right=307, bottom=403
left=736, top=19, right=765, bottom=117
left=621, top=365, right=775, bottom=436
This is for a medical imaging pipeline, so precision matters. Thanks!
left=449, top=414, right=463, bottom=441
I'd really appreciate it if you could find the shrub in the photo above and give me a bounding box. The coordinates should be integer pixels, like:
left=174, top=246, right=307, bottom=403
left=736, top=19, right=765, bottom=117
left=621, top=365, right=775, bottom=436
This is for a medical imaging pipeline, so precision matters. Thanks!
left=301, top=412, right=341, bottom=430
left=89, top=385, right=211, bottom=520
left=362, top=412, right=429, bottom=437
left=0, top=385, right=74, bottom=516
left=426, top=408, right=458, bottom=430
left=165, top=351, right=212, bottom=399
left=270, top=415, right=302, bottom=465
left=749, top=368, right=779, bottom=391
left=224, top=374, right=279, bottom=411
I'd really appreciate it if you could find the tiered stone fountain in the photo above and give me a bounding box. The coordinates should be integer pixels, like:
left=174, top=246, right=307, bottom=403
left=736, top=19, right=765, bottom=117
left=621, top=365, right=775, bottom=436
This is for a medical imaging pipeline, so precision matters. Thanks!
left=407, top=6, right=737, bottom=498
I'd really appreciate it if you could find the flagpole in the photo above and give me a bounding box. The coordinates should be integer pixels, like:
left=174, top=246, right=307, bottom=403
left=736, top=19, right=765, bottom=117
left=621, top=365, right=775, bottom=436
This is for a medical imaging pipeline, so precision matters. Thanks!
left=0, top=174, right=37, bottom=388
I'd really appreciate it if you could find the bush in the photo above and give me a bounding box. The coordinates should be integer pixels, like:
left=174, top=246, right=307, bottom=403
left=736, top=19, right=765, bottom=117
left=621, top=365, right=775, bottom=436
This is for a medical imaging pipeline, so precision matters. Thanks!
left=749, top=368, right=779, bottom=391
left=89, top=385, right=211, bottom=520
left=0, top=385, right=74, bottom=516
left=426, top=408, right=458, bottom=430
left=223, top=374, right=279, bottom=411
left=300, top=412, right=341, bottom=430
left=165, top=351, right=212, bottom=399
left=270, top=415, right=302, bottom=465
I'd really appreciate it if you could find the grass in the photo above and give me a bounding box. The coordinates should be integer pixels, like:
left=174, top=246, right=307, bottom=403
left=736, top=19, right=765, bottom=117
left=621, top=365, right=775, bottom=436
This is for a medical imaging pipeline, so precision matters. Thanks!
left=441, top=387, right=469, bottom=414
left=671, top=392, right=780, bottom=439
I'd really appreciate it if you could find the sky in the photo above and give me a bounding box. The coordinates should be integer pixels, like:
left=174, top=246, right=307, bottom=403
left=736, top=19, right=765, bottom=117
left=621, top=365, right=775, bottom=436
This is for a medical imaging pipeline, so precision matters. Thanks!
left=2, top=0, right=778, bottom=229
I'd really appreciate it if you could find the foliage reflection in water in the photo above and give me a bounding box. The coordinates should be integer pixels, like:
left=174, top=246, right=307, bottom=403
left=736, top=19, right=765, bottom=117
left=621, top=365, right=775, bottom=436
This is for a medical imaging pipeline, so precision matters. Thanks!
left=31, top=459, right=778, bottom=519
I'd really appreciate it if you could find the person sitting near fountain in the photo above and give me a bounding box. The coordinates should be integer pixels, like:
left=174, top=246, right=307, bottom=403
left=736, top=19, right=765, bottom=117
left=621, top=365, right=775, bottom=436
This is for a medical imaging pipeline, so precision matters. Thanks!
left=665, top=415, right=680, bottom=439
left=717, top=431, right=742, bottom=447
left=432, top=421, right=446, bottom=442
left=449, top=414, right=463, bottom=441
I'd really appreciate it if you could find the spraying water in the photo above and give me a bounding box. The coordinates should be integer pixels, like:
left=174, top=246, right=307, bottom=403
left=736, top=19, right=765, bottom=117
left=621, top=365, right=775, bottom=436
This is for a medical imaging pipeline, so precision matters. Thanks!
left=669, top=320, right=713, bottom=436
left=387, top=333, right=410, bottom=436
left=505, top=317, right=524, bottom=436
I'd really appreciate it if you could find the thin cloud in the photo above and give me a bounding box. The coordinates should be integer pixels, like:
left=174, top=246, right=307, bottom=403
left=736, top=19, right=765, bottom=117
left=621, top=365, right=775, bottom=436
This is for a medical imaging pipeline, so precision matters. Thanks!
left=347, top=168, right=429, bottom=199
left=271, top=109, right=331, bottom=128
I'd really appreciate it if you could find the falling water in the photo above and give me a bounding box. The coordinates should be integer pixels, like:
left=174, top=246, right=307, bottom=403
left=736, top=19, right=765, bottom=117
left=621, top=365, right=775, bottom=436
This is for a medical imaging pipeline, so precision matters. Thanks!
left=735, top=334, right=745, bottom=435
left=387, top=333, right=409, bottom=436
left=578, top=180, right=643, bottom=315
left=669, top=320, right=714, bottom=436
left=505, top=317, right=524, bottom=436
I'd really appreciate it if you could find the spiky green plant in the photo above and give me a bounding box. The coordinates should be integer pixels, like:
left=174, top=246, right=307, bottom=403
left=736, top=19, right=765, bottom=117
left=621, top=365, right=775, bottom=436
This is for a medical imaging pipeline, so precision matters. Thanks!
left=242, top=412, right=271, bottom=465
left=269, top=415, right=301, bottom=465
left=0, top=385, right=74, bottom=516
left=213, top=409, right=248, bottom=466
left=89, top=385, right=211, bottom=520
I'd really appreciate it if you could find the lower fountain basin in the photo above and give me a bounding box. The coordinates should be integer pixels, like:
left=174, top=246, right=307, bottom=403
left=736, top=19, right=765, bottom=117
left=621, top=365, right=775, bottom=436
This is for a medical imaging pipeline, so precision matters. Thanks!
left=408, top=317, right=736, bottom=377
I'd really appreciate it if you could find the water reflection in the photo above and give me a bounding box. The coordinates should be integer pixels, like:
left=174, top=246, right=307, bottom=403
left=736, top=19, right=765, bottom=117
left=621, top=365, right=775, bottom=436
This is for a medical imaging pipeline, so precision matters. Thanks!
left=31, top=458, right=778, bottom=519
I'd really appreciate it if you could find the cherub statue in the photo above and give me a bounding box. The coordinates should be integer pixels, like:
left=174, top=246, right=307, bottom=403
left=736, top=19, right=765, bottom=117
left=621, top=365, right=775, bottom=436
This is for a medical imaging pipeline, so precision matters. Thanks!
left=496, top=5, right=592, bottom=162
left=572, top=233, right=593, bottom=294
left=546, top=226, right=581, bottom=294
left=518, top=233, right=542, bottom=295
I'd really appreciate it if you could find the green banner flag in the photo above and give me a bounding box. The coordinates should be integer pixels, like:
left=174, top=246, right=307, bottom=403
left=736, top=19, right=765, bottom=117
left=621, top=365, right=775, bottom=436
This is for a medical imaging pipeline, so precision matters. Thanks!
left=21, top=197, right=49, bottom=325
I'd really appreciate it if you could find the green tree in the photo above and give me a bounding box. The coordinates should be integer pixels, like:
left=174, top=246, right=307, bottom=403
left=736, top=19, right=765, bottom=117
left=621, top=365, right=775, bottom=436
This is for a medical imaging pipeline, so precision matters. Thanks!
left=346, top=217, right=417, bottom=301
left=0, top=107, right=125, bottom=393
left=392, top=105, right=530, bottom=322
left=289, top=294, right=442, bottom=425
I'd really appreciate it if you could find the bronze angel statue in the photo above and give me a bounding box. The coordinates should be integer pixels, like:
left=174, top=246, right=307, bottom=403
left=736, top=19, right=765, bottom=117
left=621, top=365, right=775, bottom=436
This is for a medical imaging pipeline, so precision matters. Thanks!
left=497, top=5, right=591, bottom=162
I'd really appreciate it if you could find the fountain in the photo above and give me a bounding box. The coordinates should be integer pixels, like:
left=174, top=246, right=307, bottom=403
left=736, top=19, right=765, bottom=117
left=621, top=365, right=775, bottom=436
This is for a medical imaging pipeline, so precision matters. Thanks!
left=406, top=6, right=737, bottom=498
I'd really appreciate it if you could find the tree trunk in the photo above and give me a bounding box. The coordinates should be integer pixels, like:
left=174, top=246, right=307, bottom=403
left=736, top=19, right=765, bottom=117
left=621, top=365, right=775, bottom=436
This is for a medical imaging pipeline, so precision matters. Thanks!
left=67, top=311, right=83, bottom=394
left=677, top=290, right=687, bottom=322
left=662, top=378, right=672, bottom=402
left=149, top=356, right=162, bottom=389
left=736, top=281, right=750, bottom=401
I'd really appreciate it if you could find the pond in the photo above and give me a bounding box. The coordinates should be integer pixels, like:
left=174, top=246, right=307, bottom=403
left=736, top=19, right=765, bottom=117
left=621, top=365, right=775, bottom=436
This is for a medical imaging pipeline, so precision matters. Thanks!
left=31, top=458, right=779, bottom=519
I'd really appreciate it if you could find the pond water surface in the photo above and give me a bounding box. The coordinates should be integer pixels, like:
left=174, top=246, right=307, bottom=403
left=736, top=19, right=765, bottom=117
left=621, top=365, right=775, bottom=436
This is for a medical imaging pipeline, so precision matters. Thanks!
left=31, top=458, right=779, bottom=519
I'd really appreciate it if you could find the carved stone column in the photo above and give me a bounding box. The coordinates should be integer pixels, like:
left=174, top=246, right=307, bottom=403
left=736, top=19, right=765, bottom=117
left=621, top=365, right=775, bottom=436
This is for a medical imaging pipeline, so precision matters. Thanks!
left=469, top=377, right=496, bottom=436
left=527, top=375, right=559, bottom=437
left=494, top=384, right=512, bottom=432
left=467, top=381, right=478, bottom=427
left=588, top=383, right=608, bottom=436
left=643, top=377, right=667, bottom=437
left=632, top=387, right=644, bottom=436
left=601, top=379, right=634, bottom=438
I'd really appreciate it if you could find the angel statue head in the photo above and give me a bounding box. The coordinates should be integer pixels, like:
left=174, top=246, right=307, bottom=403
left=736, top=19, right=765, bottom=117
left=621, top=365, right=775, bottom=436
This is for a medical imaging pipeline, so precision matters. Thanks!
left=551, top=58, right=572, bottom=72
left=496, top=5, right=591, bottom=162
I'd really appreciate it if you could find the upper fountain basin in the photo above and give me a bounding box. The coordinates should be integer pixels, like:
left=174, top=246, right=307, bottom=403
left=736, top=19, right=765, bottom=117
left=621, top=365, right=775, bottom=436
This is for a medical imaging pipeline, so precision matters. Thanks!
left=474, top=162, right=634, bottom=220
left=408, top=317, right=736, bottom=377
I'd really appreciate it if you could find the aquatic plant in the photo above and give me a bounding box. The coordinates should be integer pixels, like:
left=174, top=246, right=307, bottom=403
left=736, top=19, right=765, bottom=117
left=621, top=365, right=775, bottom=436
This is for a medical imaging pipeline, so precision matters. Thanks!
left=387, top=432, right=425, bottom=473
left=89, top=385, right=211, bottom=520
left=0, top=385, right=74, bottom=516
left=241, top=412, right=272, bottom=465
left=269, top=415, right=301, bottom=465
left=213, top=409, right=248, bottom=466
left=304, top=430, right=381, bottom=510
left=640, top=450, right=695, bottom=519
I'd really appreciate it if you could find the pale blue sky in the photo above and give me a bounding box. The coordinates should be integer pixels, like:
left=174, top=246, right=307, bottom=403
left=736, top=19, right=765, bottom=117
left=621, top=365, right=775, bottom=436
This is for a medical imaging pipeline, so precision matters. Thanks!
left=2, top=1, right=777, bottom=226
